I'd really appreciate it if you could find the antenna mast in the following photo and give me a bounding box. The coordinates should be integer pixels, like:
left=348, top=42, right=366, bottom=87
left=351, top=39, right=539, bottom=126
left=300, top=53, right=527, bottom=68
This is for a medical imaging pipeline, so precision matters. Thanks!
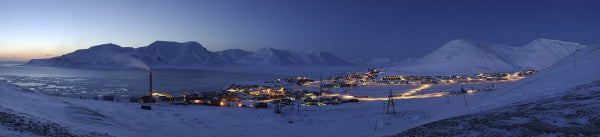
left=386, top=89, right=396, bottom=114
left=149, top=70, right=153, bottom=95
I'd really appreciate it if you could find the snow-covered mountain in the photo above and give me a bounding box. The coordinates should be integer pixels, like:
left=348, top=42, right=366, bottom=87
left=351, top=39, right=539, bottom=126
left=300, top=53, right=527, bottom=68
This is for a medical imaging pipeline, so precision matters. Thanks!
left=236, top=48, right=352, bottom=66
left=493, top=38, right=586, bottom=70
left=383, top=39, right=517, bottom=75
left=26, top=41, right=352, bottom=68
left=216, top=49, right=252, bottom=62
left=26, top=43, right=139, bottom=68
left=383, top=38, right=586, bottom=75
left=136, top=41, right=229, bottom=66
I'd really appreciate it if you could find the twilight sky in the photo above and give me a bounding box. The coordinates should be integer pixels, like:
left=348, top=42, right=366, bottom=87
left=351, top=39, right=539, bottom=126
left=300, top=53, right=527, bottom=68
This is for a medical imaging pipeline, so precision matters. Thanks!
left=1, top=0, right=599, bottom=61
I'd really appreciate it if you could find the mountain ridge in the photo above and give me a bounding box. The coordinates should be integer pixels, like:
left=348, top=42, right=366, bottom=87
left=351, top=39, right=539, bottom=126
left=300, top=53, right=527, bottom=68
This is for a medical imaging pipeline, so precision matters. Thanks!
left=25, top=41, right=353, bottom=68
left=383, top=38, right=586, bottom=75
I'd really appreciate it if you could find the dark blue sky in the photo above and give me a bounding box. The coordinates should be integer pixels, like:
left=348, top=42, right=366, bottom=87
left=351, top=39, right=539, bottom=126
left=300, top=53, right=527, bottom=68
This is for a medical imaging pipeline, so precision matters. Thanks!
left=1, top=0, right=599, bottom=61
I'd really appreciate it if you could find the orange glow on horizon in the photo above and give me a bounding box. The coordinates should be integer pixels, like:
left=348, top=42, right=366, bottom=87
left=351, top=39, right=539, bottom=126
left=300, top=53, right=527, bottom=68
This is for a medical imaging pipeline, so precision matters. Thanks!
left=0, top=54, right=59, bottom=61
left=0, top=49, right=64, bottom=61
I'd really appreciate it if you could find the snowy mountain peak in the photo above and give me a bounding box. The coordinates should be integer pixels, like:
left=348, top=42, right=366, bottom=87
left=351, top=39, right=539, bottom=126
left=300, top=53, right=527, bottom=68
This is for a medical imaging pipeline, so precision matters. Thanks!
left=148, top=41, right=204, bottom=48
left=424, top=39, right=499, bottom=60
left=447, top=38, right=476, bottom=44
left=533, top=38, right=569, bottom=43
left=89, top=43, right=122, bottom=49
left=149, top=41, right=176, bottom=46
left=526, top=38, right=586, bottom=49
left=184, top=41, right=201, bottom=45
left=217, top=49, right=251, bottom=55
left=256, top=48, right=283, bottom=53
left=442, top=38, right=490, bottom=49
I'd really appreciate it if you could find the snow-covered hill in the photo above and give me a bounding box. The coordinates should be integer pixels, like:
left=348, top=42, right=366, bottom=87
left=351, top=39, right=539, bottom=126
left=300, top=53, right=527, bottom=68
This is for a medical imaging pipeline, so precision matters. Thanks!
left=501, top=38, right=586, bottom=70
left=383, top=39, right=517, bottom=75
left=383, top=38, right=586, bottom=75
left=25, top=41, right=352, bottom=68
left=236, top=48, right=352, bottom=66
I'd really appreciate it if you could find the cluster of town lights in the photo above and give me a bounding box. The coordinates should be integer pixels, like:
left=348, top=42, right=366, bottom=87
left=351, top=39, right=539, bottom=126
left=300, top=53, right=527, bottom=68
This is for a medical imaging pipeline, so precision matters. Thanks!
left=137, top=69, right=534, bottom=109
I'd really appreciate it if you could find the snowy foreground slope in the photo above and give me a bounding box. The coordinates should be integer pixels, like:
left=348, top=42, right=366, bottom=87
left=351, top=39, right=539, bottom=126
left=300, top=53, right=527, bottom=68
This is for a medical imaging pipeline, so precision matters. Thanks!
left=25, top=41, right=352, bottom=68
left=395, top=83, right=600, bottom=136
left=393, top=46, right=600, bottom=136
left=383, top=38, right=585, bottom=75
left=2, top=78, right=436, bottom=137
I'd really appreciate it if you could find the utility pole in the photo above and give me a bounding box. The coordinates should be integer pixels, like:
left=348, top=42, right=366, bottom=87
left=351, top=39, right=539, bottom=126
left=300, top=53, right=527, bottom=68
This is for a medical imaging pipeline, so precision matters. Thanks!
left=445, top=91, right=450, bottom=104
left=320, top=74, right=323, bottom=93
left=274, top=101, right=282, bottom=114
left=374, top=120, right=378, bottom=131
left=573, top=49, right=579, bottom=68
left=296, top=102, right=300, bottom=115
left=463, top=94, right=468, bottom=107
left=382, top=101, right=386, bottom=114
left=386, top=89, right=396, bottom=114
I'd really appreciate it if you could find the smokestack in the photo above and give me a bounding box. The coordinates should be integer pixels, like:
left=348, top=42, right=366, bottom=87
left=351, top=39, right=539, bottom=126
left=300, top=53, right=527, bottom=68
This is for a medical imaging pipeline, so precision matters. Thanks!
left=149, top=70, right=153, bottom=95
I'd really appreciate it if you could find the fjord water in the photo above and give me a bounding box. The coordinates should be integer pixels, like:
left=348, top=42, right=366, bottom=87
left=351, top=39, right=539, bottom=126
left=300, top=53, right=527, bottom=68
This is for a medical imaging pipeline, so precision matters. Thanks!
left=0, top=65, right=277, bottom=98
left=0, top=64, right=368, bottom=101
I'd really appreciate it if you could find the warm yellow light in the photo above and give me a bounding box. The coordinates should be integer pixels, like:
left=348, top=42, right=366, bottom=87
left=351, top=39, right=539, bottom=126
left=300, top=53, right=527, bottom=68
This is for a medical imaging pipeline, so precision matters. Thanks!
left=193, top=100, right=201, bottom=104
left=151, top=92, right=172, bottom=98
left=400, top=84, right=432, bottom=96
